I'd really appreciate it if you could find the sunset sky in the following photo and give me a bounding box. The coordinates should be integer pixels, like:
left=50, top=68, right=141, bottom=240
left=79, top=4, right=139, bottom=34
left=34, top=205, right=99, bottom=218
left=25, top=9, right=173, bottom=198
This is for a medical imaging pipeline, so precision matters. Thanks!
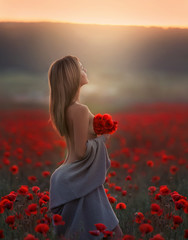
left=0, top=0, right=188, bottom=28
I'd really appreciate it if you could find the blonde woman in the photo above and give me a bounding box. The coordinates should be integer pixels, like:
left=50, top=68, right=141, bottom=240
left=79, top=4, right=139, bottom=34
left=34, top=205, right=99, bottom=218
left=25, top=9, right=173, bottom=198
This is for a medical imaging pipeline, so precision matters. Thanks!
left=48, top=55, right=123, bottom=240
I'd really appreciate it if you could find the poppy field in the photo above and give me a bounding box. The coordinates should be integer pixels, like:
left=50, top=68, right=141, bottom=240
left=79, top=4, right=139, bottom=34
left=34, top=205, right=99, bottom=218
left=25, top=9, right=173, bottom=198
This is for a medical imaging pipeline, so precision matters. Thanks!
left=0, top=103, right=188, bottom=240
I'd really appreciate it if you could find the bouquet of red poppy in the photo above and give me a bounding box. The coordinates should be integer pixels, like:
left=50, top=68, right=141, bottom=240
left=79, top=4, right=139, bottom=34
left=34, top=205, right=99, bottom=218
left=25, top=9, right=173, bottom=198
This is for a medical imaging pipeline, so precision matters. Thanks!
left=93, top=113, right=118, bottom=135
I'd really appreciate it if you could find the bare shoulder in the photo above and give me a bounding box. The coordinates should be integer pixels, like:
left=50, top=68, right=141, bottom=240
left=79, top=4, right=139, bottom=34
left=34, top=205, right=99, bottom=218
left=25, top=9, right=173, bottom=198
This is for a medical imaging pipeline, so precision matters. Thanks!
left=68, top=103, right=89, bottom=119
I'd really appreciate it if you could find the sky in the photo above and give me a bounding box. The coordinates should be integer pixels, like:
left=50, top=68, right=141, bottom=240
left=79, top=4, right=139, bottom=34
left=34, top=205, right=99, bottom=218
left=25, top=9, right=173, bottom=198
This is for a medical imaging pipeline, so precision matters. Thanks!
left=0, top=0, right=188, bottom=28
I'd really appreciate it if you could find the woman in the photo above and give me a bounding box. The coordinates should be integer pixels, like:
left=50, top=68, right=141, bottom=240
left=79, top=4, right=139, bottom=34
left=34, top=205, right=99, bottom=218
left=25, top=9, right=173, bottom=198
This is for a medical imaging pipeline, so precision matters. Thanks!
left=48, top=55, right=123, bottom=240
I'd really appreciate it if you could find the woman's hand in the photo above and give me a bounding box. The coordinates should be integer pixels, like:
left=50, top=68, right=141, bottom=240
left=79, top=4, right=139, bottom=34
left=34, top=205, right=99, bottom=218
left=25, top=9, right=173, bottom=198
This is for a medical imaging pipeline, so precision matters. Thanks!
left=96, top=133, right=111, bottom=142
left=103, top=133, right=111, bottom=142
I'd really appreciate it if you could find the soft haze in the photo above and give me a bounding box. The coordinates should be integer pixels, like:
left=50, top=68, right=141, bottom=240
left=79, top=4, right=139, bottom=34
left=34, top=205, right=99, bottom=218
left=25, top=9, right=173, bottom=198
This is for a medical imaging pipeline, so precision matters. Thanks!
left=0, top=0, right=188, bottom=28
left=0, top=22, right=188, bottom=113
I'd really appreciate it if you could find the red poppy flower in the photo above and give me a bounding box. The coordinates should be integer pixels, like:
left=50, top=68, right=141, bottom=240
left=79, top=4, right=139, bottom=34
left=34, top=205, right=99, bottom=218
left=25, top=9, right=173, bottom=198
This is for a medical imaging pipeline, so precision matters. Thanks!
left=128, top=168, right=134, bottom=174
left=170, top=165, right=179, bottom=175
left=32, top=186, right=40, bottom=194
left=3, top=156, right=10, bottom=165
left=159, top=185, right=171, bottom=195
left=104, top=118, right=114, bottom=130
left=1, top=198, right=13, bottom=210
left=89, top=230, right=100, bottom=236
left=39, top=199, right=47, bottom=207
left=134, top=212, right=145, bottom=224
left=108, top=171, right=116, bottom=177
left=103, top=230, right=113, bottom=238
left=5, top=215, right=15, bottom=226
left=155, top=193, right=162, bottom=200
left=150, top=233, right=165, bottom=240
left=17, top=185, right=29, bottom=195
left=16, top=147, right=23, bottom=154
left=152, top=176, right=160, bottom=183
left=93, top=113, right=118, bottom=135
left=139, top=223, right=153, bottom=236
left=184, top=202, right=188, bottom=214
left=0, top=204, right=4, bottom=214
left=23, top=233, right=38, bottom=240
left=40, top=207, right=48, bottom=214
left=148, top=186, right=157, bottom=195
left=125, top=175, right=132, bottom=181
left=34, top=162, right=42, bottom=168
left=175, top=198, right=187, bottom=210
left=170, top=191, right=181, bottom=201
left=104, top=188, right=109, bottom=194
left=108, top=183, right=116, bottom=188
left=42, top=171, right=50, bottom=177
left=39, top=214, right=51, bottom=225
left=116, top=202, right=126, bottom=210
left=108, top=196, right=117, bottom=203
left=123, top=235, right=135, bottom=240
left=111, top=160, right=120, bottom=168
left=115, top=186, right=122, bottom=191
left=10, top=165, right=19, bottom=174
left=7, top=191, right=17, bottom=201
left=161, top=153, right=169, bottom=163
left=28, top=176, right=37, bottom=182
left=4, top=151, right=10, bottom=157
left=122, top=163, right=129, bottom=169
left=151, top=203, right=163, bottom=216
left=94, top=223, right=106, bottom=232
left=147, top=160, right=154, bottom=167
left=35, top=223, right=49, bottom=236
left=122, top=190, right=127, bottom=196
left=27, top=193, right=33, bottom=200
left=53, top=214, right=65, bottom=226
left=40, top=195, right=49, bottom=202
left=173, top=215, right=183, bottom=225
left=26, top=203, right=38, bottom=215
left=133, top=155, right=140, bottom=162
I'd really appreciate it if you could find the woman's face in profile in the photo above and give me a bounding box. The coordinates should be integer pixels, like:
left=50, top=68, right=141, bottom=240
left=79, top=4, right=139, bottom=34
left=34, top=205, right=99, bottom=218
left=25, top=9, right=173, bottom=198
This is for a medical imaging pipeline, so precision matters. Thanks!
left=79, top=61, right=88, bottom=86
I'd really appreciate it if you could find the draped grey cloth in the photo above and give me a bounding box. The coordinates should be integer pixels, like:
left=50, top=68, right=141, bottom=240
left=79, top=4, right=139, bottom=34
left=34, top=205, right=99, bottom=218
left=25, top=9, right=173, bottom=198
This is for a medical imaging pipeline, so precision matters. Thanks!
left=49, top=135, right=119, bottom=240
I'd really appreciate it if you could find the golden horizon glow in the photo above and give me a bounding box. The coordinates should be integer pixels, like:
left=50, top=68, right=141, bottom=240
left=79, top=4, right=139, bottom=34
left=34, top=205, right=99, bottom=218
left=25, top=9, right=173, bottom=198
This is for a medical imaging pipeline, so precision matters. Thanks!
left=0, top=0, right=188, bottom=29
left=0, top=19, right=188, bottom=30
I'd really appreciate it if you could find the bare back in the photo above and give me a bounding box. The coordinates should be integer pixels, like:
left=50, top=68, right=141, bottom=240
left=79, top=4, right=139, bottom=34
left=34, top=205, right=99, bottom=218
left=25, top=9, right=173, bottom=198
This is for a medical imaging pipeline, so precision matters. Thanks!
left=63, top=103, right=97, bottom=164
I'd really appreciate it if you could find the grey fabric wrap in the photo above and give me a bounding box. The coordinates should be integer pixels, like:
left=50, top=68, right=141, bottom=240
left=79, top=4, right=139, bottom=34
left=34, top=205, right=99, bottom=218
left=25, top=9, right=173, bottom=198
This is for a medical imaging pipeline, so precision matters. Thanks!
left=49, top=134, right=119, bottom=240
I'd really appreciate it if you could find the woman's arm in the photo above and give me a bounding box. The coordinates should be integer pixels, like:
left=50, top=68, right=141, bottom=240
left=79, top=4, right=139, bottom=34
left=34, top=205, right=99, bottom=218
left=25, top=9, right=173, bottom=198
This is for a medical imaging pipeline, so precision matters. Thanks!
left=72, top=105, right=90, bottom=160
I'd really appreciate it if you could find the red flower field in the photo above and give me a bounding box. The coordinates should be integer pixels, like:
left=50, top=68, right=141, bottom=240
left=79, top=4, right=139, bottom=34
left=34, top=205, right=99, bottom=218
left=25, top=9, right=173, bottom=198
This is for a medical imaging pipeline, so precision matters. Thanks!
left=0, top=103, right=188, bottom=239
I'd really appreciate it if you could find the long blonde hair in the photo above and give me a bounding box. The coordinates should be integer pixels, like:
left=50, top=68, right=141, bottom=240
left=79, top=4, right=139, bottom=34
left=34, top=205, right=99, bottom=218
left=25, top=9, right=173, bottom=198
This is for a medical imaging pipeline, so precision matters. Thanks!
left=48, top=55, right=81, bottom=139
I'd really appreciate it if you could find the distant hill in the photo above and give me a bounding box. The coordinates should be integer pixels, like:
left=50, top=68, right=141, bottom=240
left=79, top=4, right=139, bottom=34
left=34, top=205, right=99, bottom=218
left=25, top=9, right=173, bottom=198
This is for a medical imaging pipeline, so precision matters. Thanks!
left=0, top=22, right=188, bottom=74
